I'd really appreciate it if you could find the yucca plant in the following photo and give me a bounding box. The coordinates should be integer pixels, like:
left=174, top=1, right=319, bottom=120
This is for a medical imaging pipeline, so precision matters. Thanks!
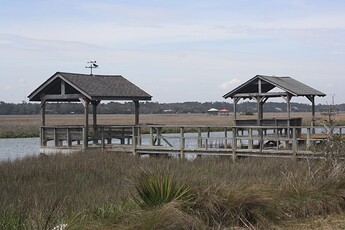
left=133, top=171, right=195, bottom=209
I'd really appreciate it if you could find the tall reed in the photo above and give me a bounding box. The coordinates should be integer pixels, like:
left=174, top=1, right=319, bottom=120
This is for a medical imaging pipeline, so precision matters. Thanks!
left=1, top=152, right=345, bottom=229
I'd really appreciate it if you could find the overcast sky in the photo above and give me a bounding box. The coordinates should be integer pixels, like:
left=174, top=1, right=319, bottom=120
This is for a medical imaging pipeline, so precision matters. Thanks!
left=1, top=0, right=344, bottom=104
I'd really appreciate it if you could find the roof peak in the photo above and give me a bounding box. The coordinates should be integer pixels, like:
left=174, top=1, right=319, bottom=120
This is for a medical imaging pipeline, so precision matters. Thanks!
left=256, top=75, right=290, bottom=78
left=57, top=72, right=122, bottom=78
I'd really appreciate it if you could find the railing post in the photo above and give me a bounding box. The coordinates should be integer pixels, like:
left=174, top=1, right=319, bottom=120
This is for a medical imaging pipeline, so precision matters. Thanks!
left=292, top=127, right=297, bottom=159
left=306, top=127, right=311, bottom=149
left=132, top=126, right=137, bottom=156
left=248, top=128, right=253, bottom=150
left=157, top=127, right=162, bottom=146
left=206, top=127, right=210, bottom=149
left=40, top=127, right=47, bottom=147
left=232, top=127, right=237, bottom=162
left=83, top=127, right=88, bottom=150
left=67, top=128, right=72, bottom=147
left=101, top=127, right=105, bottom=151
left=180, top=127, right=185, bottom=159
left=138, top=127, right=142, bottom=145
left=54, top=128, right=59, bottom=147
left=276, top=127, right=280, bottom=150
left=224, top=127, right=228, bottom=149
left=120, top=128, right=125, bottom=145
left=197, top=127, right=202, bottom=148
left=150, top=127, right=154, bottom=146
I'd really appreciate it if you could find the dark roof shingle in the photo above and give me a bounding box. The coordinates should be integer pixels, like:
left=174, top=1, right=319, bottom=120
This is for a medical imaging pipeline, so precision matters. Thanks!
left=223, top=75, right=326, bottom=99
left=28, top=72, right=152, bottom=101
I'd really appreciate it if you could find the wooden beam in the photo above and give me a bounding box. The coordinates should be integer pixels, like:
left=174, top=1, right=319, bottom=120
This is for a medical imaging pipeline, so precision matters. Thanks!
left=43, top=94, right=84, bottom=101
left=234, top=92, right=289, bottom=98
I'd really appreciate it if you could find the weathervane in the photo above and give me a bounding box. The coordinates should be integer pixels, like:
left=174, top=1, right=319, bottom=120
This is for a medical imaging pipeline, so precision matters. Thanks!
left=85, top=61, right=99, bottom=75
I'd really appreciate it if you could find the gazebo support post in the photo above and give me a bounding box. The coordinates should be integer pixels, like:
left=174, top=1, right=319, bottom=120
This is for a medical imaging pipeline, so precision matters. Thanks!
left=80, top=98, right=90, bottom=150
left=92, top=100, right=100, bottom=144
left=254, top=96, right=264, bottom=125
left=133, top=100, right=140, bottom=155
left=40, top=100, right=46, bottom=126
left=307, top=95, right=316, bottom=134
left=233, top=97, right=240, bottom=125
left=134, top=100, right=140, bottom=125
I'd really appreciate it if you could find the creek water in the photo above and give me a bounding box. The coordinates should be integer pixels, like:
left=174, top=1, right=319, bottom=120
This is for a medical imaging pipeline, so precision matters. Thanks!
left=0, top=131, right=232, bottom=161
left=0, top=138, right=40, bottom=161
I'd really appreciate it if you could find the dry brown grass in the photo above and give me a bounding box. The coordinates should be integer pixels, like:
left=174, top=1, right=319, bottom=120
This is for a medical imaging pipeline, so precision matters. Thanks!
left=1, top=112, right=345, bottom=138
left=1, top=153, right=345, bottom=229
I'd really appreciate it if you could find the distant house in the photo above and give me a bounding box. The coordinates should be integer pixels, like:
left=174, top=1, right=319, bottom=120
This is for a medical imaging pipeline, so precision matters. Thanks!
left=207, top=108, right=218, bottom=115
left=219, top=108, right=230, bottom=116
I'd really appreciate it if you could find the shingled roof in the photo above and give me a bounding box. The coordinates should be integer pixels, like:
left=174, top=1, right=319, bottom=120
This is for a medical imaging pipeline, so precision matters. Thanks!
left=223, top=75, right=326, bottom=99
left=28, top=72, right=152, bottom=102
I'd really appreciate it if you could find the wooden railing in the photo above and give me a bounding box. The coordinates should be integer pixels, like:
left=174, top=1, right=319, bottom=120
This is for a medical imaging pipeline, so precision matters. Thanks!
left=40, top=124, right=345, bottom=159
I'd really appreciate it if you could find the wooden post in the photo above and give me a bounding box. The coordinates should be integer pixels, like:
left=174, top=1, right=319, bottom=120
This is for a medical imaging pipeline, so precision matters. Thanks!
left=224, top=127, right=228, bottom=148
left=92, top=101, right=100, bottom=126
left=157, top=127, right=162, bottom=146
left=197, top=127, right=202, bottom=148
left=275, top=127, right=279, bottom=150
left=80, top=98, right=89, bottom=150
left=40, top=127, right=46, bottom=146
left=101, top=127, right=105, bottom=151
left=237, top=128, right=242, bottom=148
left=248, top=128, right=253, bottom=150
left=233, top=98, right=238, bottom=124
left=67, top=128, right=72, bottom=147
left=311, top=96, right=315, bottom=128
left=150, top=127, right=154, bottom=146
left=259, top=127, right=263, bottom=152
left=292, top=127, right=297, bottom=159
left=232, top=127, right=237, bottom=162
left=132, top=126, right=137, bottom=155
left=206, top=127, right=210, bottom=149
left=54, top=128, right=58, bottom=147
left=92, top=101, right=100, bottom=144
left=306, top=127, right=311, bottom=149
left=134, top=100, right=139, bottom=125
left=138, top=127, right=142, bottom=145
left=287, top=95, right=292, bottom=138
left=258, top=78, right=263, bottom=123
left=180, top=127, right=185, bottom=159
left=307, top=96, right=316, bottom=133
left=41, top=100, right=46, bottom=126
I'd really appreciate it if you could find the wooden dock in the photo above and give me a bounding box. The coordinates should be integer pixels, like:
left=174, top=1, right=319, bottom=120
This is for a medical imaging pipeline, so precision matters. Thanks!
left=39, top=124, right=344, bottom=159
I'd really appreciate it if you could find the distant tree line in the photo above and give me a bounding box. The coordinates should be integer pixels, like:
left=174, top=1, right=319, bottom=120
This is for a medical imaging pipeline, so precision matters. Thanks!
left=0, top=100, right=343, bottom=115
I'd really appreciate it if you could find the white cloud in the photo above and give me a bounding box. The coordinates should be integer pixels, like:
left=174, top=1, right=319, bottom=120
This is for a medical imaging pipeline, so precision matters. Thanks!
left=219, top=79, right=241, bottom=90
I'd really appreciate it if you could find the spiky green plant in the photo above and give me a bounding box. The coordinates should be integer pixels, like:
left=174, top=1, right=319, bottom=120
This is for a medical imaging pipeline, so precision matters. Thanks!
left=134, top=172, right=195, bottom=209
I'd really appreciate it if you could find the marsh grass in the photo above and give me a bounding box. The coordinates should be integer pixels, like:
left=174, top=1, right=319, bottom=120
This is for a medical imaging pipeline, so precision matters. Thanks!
left=1, top=152, right=345, bottom=229
left=0, top=112, right=326, bottom=138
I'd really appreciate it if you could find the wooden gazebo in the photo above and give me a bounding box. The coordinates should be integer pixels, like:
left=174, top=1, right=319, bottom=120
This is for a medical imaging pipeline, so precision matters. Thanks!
left=28, top=72, right=151, bottom=150
left=223, top=75, right=326, bottom=127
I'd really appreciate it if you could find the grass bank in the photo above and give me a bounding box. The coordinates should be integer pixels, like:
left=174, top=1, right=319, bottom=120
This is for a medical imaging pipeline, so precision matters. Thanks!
left=1, top=152, right=345, bottom=229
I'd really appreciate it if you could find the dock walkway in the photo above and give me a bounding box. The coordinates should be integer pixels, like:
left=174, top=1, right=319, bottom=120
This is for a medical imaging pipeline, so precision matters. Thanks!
left=39, top=124, right=343, bottom=159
